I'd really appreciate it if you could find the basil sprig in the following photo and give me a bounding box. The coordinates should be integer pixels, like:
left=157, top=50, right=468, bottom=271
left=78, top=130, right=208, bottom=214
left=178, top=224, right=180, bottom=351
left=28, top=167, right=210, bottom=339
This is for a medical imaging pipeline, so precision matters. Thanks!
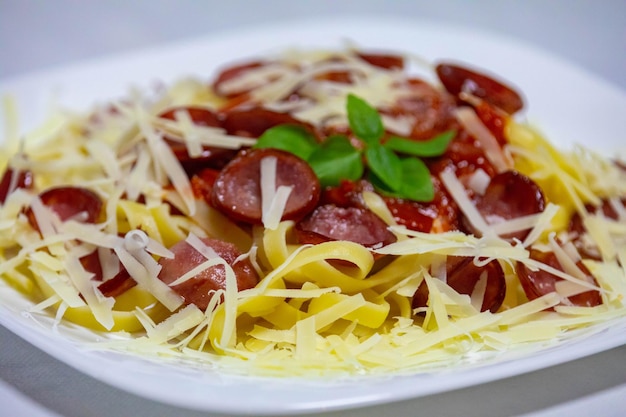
left=254, top=94, right=454, bottom=202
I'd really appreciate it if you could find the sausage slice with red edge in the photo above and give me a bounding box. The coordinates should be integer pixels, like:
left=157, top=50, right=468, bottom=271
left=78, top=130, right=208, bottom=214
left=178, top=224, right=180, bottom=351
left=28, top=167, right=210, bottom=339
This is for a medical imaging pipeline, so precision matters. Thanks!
left=221, top=108, right=315, bottom=138
left=515, top=249, right=602, bottom=308
left=211, top=148, right=320, bottom=224
left=158, top=237, right=259, bottom=310
left=158, top=106, right=237, bottom=173
left=435, top=63, right=524, bottom=114
left=0, top=168, right=33, bottom=204
left=413, top=256, right=506, bottom=313
left=295, top=204, right=396, bottom=249
left=465, top=170, right=545, bottom=241
left=26, top=186, right=103, bottom=232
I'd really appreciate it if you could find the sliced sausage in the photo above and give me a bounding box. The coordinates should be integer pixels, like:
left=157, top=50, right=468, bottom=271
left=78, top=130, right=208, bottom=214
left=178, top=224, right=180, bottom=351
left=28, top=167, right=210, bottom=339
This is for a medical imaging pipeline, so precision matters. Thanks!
left=568, top=198, right=625, bottom=260
left=383, top=198, right=436, bottom=233
left=413, top=256, right=506, bottom=313
left=212, top=61, right=265, bottom=98
left=27, top=186, right=103, bottom=231
left=436, top=63, right=524, bottom=114
left=357, top=52, right=405, bottom=70
left=159, top=106, right=221, bottom=128
left=0, top=168, right=33, bottom=204
left=80, top=250, right=135, bottom=298
left=467, top=170, right=545, bottom=240
left=428, top=130, right=498, bottom=181
left=515, top=249, right=602, bottom=307
left=158, top=106, right=237, bottom=173
left=295, top=204, right=396, bottom=249
left=473, top=100, right=509, bottom=147
left=311, top=53, right=404, bottom=85
left=40, top=186, right=102, bottom=223
left=313, top=70, right=353, bottom=84
left=321, top=179, right=373, bottom=208
left=79, top=250, right=105, bottom=282
left=321, top=179, right=459, bottom=233
left=569, top=199, right=624, bottom=235
left=190, top=168, right=220, bottom=202
left=384, top=175, right=461, bottom=233
left=97, top=268, right=136, bottom=298
left=221, top=108, right=313, bottom=138
left=158, top=237, right=259, bottom=310
left=211, top=148, right=320, bottom=224
left=382, top=78, right=458, bottom=140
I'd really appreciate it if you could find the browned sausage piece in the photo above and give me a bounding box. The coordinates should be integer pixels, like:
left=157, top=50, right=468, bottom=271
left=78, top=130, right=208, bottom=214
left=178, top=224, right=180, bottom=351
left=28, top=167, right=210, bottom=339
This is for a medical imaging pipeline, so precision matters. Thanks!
left=211, top=148, right=320, bottom=224
left=515, top=249, right=602, bottom=308
left=473, top=100, right=509, bottom=147
left=27, top=186, right=103, bottom=232
left=40, top=186, right=103, bottom=223
left=97, top=268, right=137, bottom=298
left=322, top=178, right=458, bottom=233
left=413, top=256, right=506, bottom=313
left=436, top=63, right=524, bottom=114
left=568, top=198, right=625, bottom=260
left=158, top=237, right=259, bottom=310
left=190, top=168, right=220, bottom=202
left=295, top=204, right=397, bottom=249
left=212, top=61, right=265, bottom=98
left=357, top=52, right=405, bottom=70
left=382, top=78, right=458, bottom=141
left=79, top=249, right=136, bottom=297
left=221, top=108, right=314, bottom=138
left=467, top=170, right=545, bottom=241
left=159, top=106, right=221, bottom=128
left=0, top=168, right=33, bottom=204
left=79, top=250, right=106, bottom=282
left=158, top=106, right=238, bottom=173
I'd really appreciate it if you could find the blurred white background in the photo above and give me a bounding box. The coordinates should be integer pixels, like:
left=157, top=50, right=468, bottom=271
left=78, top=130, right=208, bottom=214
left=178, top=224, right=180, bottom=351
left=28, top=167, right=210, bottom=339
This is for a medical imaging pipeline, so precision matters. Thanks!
left=1, top=1, right=625, bottom=91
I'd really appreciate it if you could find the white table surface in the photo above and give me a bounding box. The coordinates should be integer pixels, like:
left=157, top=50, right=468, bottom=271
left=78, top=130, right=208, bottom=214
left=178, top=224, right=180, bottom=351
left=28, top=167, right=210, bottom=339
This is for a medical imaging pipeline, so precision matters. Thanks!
left=1, top=1, right=625, bottom=416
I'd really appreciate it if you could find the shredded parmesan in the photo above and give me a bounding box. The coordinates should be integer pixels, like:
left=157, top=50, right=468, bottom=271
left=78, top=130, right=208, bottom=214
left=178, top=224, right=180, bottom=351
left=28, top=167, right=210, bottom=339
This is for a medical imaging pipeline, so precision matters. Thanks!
left=260, top=156, right=293, bottom=230
left=440, top=168, right=492, bottom=236
left=115, top=231, right=183, bottom=312
left=455, top=107, right=512, bottom=172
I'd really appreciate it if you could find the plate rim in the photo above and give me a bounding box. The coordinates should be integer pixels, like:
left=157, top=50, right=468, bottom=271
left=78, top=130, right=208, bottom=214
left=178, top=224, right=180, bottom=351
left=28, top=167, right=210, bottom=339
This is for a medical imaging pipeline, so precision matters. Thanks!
left=1, top=16, right=625, bottom=415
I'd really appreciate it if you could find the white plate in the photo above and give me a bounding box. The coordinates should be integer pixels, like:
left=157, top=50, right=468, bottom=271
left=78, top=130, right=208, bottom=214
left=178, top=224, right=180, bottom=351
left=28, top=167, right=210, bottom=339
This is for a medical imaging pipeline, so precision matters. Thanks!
left=1, top=17, right=625, bottom=415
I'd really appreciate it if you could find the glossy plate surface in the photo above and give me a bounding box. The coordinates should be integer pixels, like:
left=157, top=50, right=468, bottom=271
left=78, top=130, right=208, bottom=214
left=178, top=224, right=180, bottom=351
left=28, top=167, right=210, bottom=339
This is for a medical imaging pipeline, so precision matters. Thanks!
left=1, top=17, right=625, bottom=415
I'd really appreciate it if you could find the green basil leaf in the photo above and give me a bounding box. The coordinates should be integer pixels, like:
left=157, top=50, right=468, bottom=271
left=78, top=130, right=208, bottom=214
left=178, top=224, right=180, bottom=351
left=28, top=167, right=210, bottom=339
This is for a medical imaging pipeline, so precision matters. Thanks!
left=308, top=135, right=363, bottom=187
left=254, top=125, right=318, bottom=160
left=367, top=171, right=392, bottom=192
left=397, top=157, right=434, bottom=201
left=346, top=94, right=384, bottom=144
left=383, top=130, right=456, bottom=157
left=365, top=144, right=402, bottom=191
left=369, top=157, right=434, bottom=202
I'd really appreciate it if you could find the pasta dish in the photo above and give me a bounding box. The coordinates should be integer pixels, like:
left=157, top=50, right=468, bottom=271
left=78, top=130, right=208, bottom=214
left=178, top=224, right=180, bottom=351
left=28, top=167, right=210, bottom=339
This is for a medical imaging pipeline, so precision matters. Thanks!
left=1, top=47, right=625, bottom=376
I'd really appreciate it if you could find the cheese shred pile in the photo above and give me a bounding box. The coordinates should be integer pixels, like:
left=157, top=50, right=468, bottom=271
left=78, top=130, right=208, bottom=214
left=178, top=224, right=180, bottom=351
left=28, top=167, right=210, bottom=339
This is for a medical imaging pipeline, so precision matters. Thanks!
left=1, top=48, right=625, bottom=377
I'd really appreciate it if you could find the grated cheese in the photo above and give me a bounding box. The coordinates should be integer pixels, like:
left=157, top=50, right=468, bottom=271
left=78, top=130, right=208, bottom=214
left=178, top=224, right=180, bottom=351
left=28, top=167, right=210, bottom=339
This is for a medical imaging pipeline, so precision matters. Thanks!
left=114, top=231, right=183, bottom=312
left=439, top=168, right=492, bottom=236
left=467, top=168, right=491, bottom=196
left=64, top=252, right=115, bottom=330
left=470, top=271, right=488, bottom=311
left=455, top=107, right=512, bottom=173
left=134, top=105, right=196, bottom=216
left=260, top=155, right=293, bottom=230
